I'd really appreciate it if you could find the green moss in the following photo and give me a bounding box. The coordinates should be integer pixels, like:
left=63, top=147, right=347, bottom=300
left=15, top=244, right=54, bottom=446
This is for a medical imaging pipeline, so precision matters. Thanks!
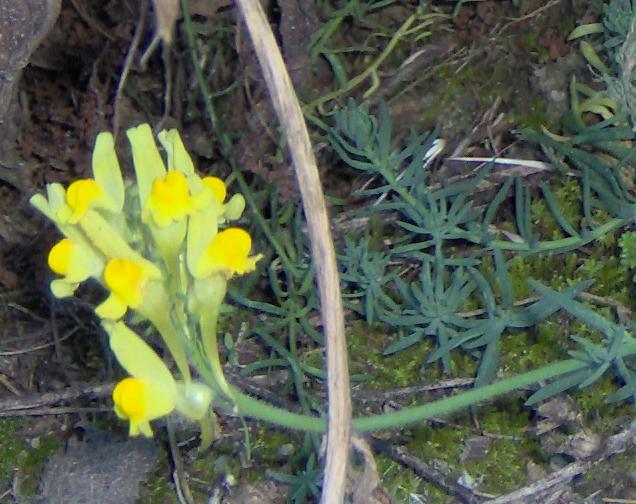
left=408, top=421, right=469, bottom=461
left=251, top=426, right=298, bottom=466
left=377, top=455, right=432, bottom=502
left=348, top=320, right=440, bottom=391
left=0, top=419, right=26, bottom=493
left=513, top=97, right=551, bottom=130
left=580, top=255, right=628, bottom=301
left=465, top=437, right=530, bottom=493
left=507, top=252, right=579, bottom=299
left=17, top=435, right=63, bottom=496
left=500, top=323, right=566, bottom=373
left=138, top=467, right=173, bottom=504
left=0, top=419, right=63, bottom=498
left=571, top=375, right=632, bottom=428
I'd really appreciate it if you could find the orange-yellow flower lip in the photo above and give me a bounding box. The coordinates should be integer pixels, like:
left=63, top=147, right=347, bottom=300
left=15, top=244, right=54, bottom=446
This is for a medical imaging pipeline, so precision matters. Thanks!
left=147, top=171, right=193, bottom=226
left=199, top=227, right=260, bottom=278
left=202, top=177, right=227, bottom=203
left=113, top=376, right=146, bottom=419
left=103, top=258, right=146, bottom=309
left=66, top=179, right=103, bottom=222
left=48, top=238, right=74, bottom=275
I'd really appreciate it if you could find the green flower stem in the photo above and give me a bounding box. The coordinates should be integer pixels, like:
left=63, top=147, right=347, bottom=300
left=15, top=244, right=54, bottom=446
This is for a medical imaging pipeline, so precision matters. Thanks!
left=353, top=359, right=584, bottom=431
left=229, top=358, right=586, bottom=432
left=180, top=0, right=298, bottom=278
left=200, top=306, right=232, bottom=396
left=148, top=308, right=192, bottom=383
left=193, top=274, right=233, bottom=396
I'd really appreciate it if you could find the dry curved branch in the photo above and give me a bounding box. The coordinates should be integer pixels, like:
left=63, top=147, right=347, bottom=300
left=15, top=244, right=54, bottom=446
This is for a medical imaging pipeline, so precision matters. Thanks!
left=233, top=1, right=352, bottom=503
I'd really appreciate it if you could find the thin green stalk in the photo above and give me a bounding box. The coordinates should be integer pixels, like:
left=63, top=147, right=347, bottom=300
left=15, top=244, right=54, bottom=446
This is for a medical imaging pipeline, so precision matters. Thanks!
left=149, top=309, right=192, bottom=383
left=200, top=306, right=232, bottom=396
left=231, top=358, right=587, bottom=432
left=353, top=359, right=585, bottom=431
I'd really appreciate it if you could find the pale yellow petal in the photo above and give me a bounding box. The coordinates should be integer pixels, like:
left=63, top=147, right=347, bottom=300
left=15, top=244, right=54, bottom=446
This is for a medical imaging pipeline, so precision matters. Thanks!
left=187, top=208, right=219, bottom=278
left=196, top=227, right=259, bottom=278
left=46, top=183, right=67, bottom=214
left=224, top=194, right=245, bottom=221
left=79, top=209, right=161, bottom=278
left=135, top=421, right=153, bottom=438
left=95, top=294, right=128, bottom=320
left=30, top=194, right=53, bottom=220
left=104, top=321, right=177, bottom=395
left=151, top=220, right=187, bottom=267
left=50, top=279, right=78, bottom=298
left=157, top=129, right=194, bottom=176
left=113, top=376, right=174, bottom=438
left=92, top=132, right=125, bottom=212
left=126, top=124, right=166, bottom=211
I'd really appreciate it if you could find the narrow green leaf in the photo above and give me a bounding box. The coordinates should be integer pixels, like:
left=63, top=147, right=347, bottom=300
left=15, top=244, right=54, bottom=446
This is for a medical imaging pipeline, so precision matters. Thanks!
left=525, top=368, right=590, bottom=405
left=383, top=331, right=424, bottom=355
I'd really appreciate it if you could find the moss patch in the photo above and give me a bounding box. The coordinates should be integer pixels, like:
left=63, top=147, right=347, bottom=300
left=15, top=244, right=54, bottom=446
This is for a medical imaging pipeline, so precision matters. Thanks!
left=0, top=418, right=63, bottom=499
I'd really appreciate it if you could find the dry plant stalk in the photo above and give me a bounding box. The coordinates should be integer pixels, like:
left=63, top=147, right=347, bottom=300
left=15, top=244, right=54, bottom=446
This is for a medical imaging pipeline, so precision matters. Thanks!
left=234, top=1, right=352, bottom=502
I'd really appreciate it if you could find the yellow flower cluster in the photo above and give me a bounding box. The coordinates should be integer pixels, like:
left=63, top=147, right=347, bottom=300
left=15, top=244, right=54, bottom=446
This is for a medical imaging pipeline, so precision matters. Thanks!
left=31, top=124, right=261, bottom=440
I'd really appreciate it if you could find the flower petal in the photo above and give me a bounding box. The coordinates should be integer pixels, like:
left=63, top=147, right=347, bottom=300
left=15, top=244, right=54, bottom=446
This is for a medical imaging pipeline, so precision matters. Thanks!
left=224, top=194, right=246, bottom=221
left=157, top=129, right=194, bottom=176
left=95, top=294, right=128, bottom=320
left=78, top=209, right=161, bottom=278
left=48, top=238, right=103, bottom=282
left=103, top=258, right=145, bottom=308
left=104, top=320, right=178, bottom=396
left=113, top=377, right=175, bottom=438
left=92, top=132, right=125, bottom=212
left=202, top=177, right=226, bottom=203
left=127, top=124, right=166, bottom=212
left=66, top=179, right=104, bottom=223
left=196, top=227, right=260, bottom=278
left=147, top=171, right=193, bottom=226
left=187, top=208, right=219, bottom=278
left=50, top=279, right=79, bottom=298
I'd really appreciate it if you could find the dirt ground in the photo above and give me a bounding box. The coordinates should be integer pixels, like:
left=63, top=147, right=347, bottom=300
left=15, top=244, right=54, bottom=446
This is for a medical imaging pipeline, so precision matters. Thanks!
left=1, top=1, right=634, bottom=503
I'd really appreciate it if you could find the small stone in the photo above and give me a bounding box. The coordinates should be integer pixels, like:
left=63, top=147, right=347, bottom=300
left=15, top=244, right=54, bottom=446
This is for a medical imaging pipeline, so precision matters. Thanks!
left=557, top=429, right=601, bottom=460
left=277, top=443, right=295, bottom=457
left=460, top=436, right=491, bottom=463
left=526, top=460, right=547, bottom=482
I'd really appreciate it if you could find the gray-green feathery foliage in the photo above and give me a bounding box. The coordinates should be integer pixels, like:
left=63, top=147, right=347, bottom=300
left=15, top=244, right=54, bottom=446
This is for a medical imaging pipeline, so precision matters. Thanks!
left=330, top=98, right=636, bottom=408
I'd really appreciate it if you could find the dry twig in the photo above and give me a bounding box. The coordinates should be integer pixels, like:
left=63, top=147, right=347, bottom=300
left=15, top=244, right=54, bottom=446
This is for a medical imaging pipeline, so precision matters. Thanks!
left=234, top=2, right=351, bottom=502
left=488, top=419, right=636, bottom=503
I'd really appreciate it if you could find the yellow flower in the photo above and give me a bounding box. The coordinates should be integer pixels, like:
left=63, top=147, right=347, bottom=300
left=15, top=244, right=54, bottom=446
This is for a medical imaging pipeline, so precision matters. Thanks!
left=195, top=228, right=261, bottom=279
left=202, top=177, right=227, bottom=203
left=113, top=377, right=174, bottom=437
left=65, top=179, right=103, bottom=223
left=96, top=258, right=157, bottom=319
left=147, top=170, right=194, bottom=226
left=58, top=132, right=125, bottom=224
left=105, top=321, right=213, bottom=438
left=106, top=321, right=178, bottom=437
left=47, top=238, right=103, bottom=298
left=48, top=239, right=77, bottom=276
